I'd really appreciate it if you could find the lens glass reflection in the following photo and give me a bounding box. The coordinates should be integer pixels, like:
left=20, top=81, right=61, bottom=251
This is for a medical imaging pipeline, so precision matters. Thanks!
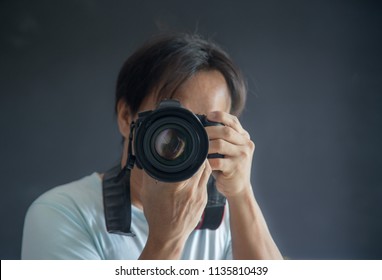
left=154, top=128, right=186, bottom=160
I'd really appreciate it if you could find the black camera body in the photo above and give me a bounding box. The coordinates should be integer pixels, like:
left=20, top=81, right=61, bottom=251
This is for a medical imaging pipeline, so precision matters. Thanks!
left=130, top=99, right=222, bottom=182
left=103, top=100, right=226, bottom=236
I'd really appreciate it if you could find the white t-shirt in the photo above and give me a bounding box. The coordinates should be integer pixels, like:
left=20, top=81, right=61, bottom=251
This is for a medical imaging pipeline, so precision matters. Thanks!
left=21, top=173, right=232, bottom=259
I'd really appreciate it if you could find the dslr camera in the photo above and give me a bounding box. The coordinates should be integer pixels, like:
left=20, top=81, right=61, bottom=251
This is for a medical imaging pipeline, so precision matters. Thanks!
left=128, top=99, right=223, bottom=182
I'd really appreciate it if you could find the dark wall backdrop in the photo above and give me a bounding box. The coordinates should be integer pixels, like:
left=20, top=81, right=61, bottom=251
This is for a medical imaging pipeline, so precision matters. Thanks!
left=1, top=0, right=381, bottom=259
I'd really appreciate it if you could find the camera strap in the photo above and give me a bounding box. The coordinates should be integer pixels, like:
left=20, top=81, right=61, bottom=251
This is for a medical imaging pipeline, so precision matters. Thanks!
left=102, top=164, right=135, bottom=236
left=195, top=175, right=226, bottom=230
left=102, top=121, right=137, bottom=236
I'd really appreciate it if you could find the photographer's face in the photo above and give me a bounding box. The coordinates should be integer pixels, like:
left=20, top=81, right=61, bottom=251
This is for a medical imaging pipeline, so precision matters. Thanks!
left=140, top=70, right=231, bottom=118
left=118, top=70, right=231, bottom=157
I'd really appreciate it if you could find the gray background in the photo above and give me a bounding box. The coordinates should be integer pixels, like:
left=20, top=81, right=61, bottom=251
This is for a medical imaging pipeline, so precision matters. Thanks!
left=1, top=0, right=381, bottom=259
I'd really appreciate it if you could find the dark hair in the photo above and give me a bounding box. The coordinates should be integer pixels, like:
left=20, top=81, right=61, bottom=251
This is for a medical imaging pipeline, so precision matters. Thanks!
left=115, top=33, right=247, bottom=117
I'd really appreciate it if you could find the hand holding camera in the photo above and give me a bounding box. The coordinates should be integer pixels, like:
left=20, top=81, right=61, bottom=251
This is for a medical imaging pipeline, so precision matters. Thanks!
left=139, top=160, right=211, bottom=259
left=205, top=110, right=255, bottom=199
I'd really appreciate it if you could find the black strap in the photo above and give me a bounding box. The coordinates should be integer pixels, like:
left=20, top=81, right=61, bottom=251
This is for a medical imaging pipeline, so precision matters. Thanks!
left=196, top=175, right=226, bottom=230
left=102, top=165, right=135, bottom=236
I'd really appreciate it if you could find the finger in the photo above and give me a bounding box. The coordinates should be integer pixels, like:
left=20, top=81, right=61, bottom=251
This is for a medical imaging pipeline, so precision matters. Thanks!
left=194, top=161, right=210, bottom=207
left=208, top=157, right=234, bottom=174
left=188, top=161, right=207, bottom=184
left=207, top=111, right=249, bottom=138
left=205, top=126, right=248, bottom=145
left=199, top=160, right=212, bottom=186
left=209, top=139, right=242, bottom=157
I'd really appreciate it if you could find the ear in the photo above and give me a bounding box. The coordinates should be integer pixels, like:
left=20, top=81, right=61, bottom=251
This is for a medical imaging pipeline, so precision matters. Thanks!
left=117, top=99, right=132, bottom=139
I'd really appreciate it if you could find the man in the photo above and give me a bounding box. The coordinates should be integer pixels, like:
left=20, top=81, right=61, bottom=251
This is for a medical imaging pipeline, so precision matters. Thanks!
left=22, top=33, right=282, bottom=260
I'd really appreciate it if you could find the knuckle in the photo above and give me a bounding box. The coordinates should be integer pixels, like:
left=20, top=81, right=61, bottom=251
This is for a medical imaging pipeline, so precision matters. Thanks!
left=248, top=139, right=255, bottom=151
left=223, top=126, right=232, bottom=138
left=244, top=131, right=251, bottom=139
left=210, top=158, right=221, bottom=170
left=210, top=158, right=224, bottom=170
left=216, top=159, right=224, bottom=169
left=239, top=141, right=255, bottom=158
left=240, top=149, right=248, bottom=158
left=216, top=139, right=225, bottom=151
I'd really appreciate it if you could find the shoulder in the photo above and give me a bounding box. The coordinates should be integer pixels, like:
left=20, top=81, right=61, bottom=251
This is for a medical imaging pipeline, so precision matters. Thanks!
left=22, top=173, right=105, bottom=259
left=31, top=173, right=102, bottom=213
left=26, top=172, right=104, bottom=234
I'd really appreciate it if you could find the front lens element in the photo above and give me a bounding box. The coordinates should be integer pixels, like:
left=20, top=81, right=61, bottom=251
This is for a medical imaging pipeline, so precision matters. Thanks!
left=154, top=128, right=186, bottom=160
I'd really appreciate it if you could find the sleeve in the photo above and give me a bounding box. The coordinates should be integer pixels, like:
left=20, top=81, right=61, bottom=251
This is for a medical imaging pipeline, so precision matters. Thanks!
left=222, top=203, right=233, bottom=260
left=224, top=241, right=233, bottom=260
left=21, top=201, right=102, bottom=260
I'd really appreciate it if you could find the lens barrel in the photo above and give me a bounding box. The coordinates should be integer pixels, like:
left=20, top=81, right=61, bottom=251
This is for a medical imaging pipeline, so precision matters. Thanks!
left=133, top=100, right=210, bottom=182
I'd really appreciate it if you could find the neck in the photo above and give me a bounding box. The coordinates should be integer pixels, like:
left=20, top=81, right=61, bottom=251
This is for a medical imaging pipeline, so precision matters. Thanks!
left=129, top=167, right=144, bottom=210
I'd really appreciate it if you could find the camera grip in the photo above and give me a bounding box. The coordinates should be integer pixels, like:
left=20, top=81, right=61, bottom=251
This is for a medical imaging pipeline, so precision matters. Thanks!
left=199, top=115, right=225, bottom=159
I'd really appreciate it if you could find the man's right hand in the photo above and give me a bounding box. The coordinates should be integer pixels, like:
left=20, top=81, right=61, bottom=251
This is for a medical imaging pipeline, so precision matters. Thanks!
left=138, top=161, right=211, bottom=260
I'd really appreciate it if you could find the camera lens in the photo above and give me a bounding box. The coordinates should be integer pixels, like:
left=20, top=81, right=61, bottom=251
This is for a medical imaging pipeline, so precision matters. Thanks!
left=154, top=128, right=186, bottom=160
left=134, top=100, right=210, bottom=182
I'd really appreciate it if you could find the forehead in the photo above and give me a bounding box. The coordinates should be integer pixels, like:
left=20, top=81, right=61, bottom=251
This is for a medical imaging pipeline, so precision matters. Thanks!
left=138, top=70, right=232, bottom=116
left=172, top=70, right=231, bottom=115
